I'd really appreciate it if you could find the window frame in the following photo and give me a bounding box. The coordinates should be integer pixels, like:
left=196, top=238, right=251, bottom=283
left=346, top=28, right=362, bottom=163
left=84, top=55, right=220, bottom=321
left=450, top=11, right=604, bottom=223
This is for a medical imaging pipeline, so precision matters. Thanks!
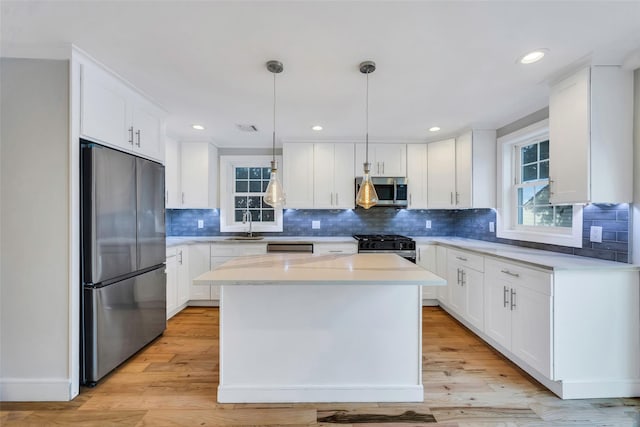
left=496, top=119, right=583, bottom=247
left=219, top=155, right=283, bottom=232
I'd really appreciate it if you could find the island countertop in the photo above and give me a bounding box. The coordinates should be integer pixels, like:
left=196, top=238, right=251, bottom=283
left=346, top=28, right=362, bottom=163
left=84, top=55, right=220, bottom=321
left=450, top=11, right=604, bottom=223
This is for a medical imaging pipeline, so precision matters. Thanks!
left=194, top=252, right=446, bottom=286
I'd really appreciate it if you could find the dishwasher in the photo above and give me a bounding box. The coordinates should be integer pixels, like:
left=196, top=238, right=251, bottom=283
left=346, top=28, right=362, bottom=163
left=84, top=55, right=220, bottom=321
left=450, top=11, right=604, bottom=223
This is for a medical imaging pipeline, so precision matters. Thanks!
left=266, top=242, right=314, bottom=253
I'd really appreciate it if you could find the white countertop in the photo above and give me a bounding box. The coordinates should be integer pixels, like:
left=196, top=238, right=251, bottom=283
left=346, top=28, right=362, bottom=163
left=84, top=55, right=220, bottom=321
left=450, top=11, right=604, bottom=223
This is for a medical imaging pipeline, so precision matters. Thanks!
left=415, top=237, right=638, bottom=271
left=194, top=253, right=447, bottom=286
left=167, top=236, right=355, bottom=247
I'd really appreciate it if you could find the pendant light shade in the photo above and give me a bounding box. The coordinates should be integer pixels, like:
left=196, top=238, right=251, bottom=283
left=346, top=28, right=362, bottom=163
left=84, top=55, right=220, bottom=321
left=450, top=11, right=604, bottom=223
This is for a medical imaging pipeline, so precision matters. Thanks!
left=263, top=60, right=286, bottom=207
left=356, top=60, right=378, bottom=209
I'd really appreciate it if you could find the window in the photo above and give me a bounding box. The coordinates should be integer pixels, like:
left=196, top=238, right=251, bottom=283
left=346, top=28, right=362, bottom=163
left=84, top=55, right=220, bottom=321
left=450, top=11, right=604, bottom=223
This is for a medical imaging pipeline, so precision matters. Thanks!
left=497, top=119, right=582, bottom=247
left=515, top=139, right=573, bottom=228
left=220, top=155, right=283, bottom=232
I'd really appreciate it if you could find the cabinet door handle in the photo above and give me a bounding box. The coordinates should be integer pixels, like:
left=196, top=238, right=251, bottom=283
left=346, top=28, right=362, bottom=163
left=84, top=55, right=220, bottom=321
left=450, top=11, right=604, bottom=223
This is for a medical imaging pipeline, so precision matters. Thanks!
left=456, top=268, right=461, bottom=285
left=409, top=193, right=412, bottom=206
left=461, top=270, right=466, bottom=286
left=510, top=288, right=516, bottom=310
left=417, top=248, right=421, bottom=261
left=456, top=256, right=467, bottom=262
left=450, top=192, right=453, bottom=205
left=382, top=162, right=385, bottom=174
left=135, top=129, right=141, bottom=147
left=377, top=162, right=380, bottom=174
left=128, top=126, right=134, bottom=145
left=181, top=192, right=185, bottom=204
left=455, top=192, right=459, bottom=205
left=331, top=193, right=334, bottom=206
left=178, top=250, right=183, bottom=265
left=328, top=250, right=343, bottom=253
left=336, top=193, right=339, bottom=205
left=503, top=286, right=509, bottom=308
left=501, top=269, right=520, bottom=278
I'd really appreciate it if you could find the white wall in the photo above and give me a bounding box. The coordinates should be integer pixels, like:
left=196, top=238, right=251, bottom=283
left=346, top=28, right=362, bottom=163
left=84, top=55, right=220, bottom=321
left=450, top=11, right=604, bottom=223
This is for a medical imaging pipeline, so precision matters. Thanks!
left=0, top=58, right=72, bottom=400
left=634, top=69, right=640, bottom=265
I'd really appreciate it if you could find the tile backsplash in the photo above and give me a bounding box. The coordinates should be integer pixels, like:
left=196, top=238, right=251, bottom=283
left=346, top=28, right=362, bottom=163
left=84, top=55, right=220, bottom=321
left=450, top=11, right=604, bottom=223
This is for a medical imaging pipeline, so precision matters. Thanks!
left=167, top=203, right=631, bottom=263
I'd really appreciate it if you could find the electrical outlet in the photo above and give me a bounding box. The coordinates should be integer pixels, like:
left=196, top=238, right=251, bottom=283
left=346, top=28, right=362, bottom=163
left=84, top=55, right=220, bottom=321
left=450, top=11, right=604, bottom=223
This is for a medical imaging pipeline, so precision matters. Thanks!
left=425, top=220, right=432, bottom=229
left=312, top=220, right=321, bottom=229
left=197, top=219, right=204, bottom=229
left=489, top=222, right=495, bottom=232
left=590, top=226, right=603, bottom=243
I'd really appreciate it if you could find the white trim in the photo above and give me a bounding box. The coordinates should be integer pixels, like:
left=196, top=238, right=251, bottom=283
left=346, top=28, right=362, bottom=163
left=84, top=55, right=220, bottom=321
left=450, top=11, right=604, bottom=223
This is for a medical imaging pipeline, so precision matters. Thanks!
left=217, top=384, right=424, bottom=403
left=219, top=155, right=283, bottom=232
left=496, top=119, right=583, bottom=248
left=0, top=378, right=73, bottom=401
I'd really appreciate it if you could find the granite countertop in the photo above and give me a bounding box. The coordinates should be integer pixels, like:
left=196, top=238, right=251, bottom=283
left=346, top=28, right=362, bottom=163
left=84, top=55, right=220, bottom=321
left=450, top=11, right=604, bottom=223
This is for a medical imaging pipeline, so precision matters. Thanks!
left=194, top=253, right=446, bottom=286
left=414, top=237, right=639, bottom=272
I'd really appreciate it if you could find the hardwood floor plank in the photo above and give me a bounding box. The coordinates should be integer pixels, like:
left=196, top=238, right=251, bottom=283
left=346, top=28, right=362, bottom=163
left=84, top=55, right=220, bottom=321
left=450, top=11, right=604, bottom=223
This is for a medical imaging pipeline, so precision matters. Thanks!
left=138, top=408, right=316, bottom=426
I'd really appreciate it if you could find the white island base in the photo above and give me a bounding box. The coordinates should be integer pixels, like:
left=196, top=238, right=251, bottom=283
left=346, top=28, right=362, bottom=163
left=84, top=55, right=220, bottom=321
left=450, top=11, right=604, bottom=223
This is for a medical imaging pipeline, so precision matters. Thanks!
left=196, top=253, right=445, bottom=403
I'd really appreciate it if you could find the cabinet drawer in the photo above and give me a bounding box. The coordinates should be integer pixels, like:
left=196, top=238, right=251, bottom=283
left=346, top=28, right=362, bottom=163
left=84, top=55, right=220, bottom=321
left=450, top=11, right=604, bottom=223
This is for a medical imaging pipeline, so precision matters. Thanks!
left=314, top=242, right=357, bottom=254
left=448, top=249, right=484, bottom=272
left=211, top=242, right=266, bottom=257
left=485, top=258, right=552, bottom=296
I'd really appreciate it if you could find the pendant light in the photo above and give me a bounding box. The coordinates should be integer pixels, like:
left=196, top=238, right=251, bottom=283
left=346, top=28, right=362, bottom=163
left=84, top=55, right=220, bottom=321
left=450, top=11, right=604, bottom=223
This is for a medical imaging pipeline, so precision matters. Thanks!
left=263, top=60, right=286, bottom=207
left=356, top=60, right=379, bottom=209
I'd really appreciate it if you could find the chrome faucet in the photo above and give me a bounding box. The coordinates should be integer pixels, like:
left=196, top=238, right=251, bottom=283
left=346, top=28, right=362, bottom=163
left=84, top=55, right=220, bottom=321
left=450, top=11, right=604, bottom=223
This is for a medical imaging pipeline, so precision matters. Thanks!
left=242, top=210, right=253, bottom=237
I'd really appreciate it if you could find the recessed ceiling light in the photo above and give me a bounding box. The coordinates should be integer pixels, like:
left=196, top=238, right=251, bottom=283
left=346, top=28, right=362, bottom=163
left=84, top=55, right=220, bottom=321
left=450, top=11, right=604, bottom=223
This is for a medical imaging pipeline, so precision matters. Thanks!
left=312, top=125, right=323, bottom=131
left=192, top=124, right=205, bottom=130
left=429, top=126, right=441, bottom=132
left=519, top=49, right=547, bottom=64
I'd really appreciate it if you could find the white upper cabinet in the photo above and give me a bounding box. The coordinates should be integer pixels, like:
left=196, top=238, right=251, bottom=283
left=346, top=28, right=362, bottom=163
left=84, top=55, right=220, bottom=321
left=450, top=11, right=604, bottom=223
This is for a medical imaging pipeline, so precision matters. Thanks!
left=406, top=144, right=428, bottom=209
left=80, top=59, right=166, bottom=163
left=355, top=143, right=406, bottom=177
left=426, top=131, right=496, bottom=209
left=179, top=142, right=218, bottom=208
left=313, top=143, right=355, bottom=209
left=427, top=138, right=456, bottom=208
left=283, top=143, right=315, bottom=209
left=549, top=66, right=633, bottom=204
left=165, top=136, right=181, bottom=208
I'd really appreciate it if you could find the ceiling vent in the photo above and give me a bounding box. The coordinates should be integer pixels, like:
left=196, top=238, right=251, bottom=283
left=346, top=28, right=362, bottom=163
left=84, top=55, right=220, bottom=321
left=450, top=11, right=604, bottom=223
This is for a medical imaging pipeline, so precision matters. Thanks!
left=236, top=124, right=258, bottom=132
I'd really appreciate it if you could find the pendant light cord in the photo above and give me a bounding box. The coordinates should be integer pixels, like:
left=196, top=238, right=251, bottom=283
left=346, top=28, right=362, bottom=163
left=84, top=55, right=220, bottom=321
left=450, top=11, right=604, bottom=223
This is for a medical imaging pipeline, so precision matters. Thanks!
left=272, top=72, right=276, bottom=164
left=365, top=71, right=369, bottom=164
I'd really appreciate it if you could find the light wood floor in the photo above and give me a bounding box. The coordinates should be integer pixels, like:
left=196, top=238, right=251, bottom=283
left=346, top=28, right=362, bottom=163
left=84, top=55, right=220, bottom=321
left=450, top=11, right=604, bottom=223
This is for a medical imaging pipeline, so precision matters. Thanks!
left=2, top=307, right=639, bottom=426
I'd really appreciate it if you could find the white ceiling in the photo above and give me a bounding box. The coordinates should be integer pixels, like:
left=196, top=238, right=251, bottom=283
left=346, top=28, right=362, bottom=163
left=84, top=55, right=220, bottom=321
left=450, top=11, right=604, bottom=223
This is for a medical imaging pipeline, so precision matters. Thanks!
left=2, top=1, right=640, bottom=148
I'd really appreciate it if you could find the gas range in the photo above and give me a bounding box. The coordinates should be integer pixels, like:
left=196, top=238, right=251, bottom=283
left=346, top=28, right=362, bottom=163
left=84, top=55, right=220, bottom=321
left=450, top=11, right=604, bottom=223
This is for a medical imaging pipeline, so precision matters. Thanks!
left=352, top=234, right=416, bottom=263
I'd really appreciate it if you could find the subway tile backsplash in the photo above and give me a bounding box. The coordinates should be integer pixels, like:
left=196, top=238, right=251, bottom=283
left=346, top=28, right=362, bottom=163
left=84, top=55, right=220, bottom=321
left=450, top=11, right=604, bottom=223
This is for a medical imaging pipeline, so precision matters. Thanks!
left=167, top=203, right=631, bottom=263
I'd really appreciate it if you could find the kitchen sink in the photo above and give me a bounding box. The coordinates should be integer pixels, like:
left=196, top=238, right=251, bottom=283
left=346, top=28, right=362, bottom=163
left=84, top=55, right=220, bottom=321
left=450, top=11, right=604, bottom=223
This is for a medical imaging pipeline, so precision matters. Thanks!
left=225, top=236, right=264, bottom=241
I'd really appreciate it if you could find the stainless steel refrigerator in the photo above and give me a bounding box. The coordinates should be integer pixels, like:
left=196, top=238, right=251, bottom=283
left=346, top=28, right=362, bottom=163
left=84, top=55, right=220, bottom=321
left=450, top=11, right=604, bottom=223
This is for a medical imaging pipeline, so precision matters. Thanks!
left=80, top=141, right=166, bottom=385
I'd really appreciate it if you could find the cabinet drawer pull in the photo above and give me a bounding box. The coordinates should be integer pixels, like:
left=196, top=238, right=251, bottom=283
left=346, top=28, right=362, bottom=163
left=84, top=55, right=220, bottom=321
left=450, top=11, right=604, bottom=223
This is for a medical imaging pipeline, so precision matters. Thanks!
left=456, top=256, right=468, bottom=262
left=501, top=269, right=520, bottom=278
left=510, top=288, right=516, bottom=310
left=503, top=286, right=509, bottom=308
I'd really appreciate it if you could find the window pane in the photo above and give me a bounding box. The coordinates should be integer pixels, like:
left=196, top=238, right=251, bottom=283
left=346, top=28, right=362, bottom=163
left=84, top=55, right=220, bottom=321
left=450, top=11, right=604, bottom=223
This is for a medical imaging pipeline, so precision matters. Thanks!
left=520, top=204, right=535, bottom=226
left=235, top=181, right=248, bottom=192
left=262, top=209, right=275, bottom=222
left=522, top=144, right=538, bottom=164
left=249, top=180, right=262, bottom=192
left=248, top=196, right=261, bottom=208
left=234, top=196, right=247, bottom=208
left=250, top=168, right=262, bottom=180
left=534, top=206, right=554, bottom=226
left=235, top=167, right=248, bottom=179
left=522, top=164, right=538, bottom=182
left=518, top=186, right=535, bottom=206
left=555, top=205, right=573, bottom=227
left=250, top=209, right=261, bottom=221
left=262, top=181, right=269, bottom=192
left=262, top=168, right=271, bottom=179
left=534, top=184, right=550, bottom=205
left=539, top=140, right=549, bottom=160
left=539, top=160, right=549, bottom=179
left=234, top=210, right=245, bottom=222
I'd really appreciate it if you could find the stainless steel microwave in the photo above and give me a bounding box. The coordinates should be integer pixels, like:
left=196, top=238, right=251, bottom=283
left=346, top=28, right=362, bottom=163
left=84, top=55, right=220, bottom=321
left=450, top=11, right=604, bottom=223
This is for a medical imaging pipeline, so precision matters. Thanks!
left=354, top=177, right=408, bottom=207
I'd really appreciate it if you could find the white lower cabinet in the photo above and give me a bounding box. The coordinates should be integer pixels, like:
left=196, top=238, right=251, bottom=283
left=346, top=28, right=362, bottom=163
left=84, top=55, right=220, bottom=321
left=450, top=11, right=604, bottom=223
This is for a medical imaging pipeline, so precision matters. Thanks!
left=446, top=249, right=484, bottom=331
left=416, top=244, right=439, bottom=304
left=210, top=242, right=267, bottom=300
left=313, top=242, right=357, bottom=254
left=484, top=258, right=553, bottom=378
left=188, top=244, right=212, bottom=300
left=166, top=245, right=190, bottom=319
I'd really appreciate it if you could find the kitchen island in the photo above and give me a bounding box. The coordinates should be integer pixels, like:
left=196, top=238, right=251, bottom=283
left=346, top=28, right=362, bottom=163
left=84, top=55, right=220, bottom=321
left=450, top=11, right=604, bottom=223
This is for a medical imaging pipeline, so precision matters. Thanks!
left=195, top=253, right=446, bottom=403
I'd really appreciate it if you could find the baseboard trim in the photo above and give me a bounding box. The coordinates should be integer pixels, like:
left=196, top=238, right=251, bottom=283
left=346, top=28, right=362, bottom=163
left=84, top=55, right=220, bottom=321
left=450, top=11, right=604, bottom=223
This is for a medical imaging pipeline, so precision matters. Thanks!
left=217, top=384, right=424, bottom=403
left=0, top=378, right=72, bottom=401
